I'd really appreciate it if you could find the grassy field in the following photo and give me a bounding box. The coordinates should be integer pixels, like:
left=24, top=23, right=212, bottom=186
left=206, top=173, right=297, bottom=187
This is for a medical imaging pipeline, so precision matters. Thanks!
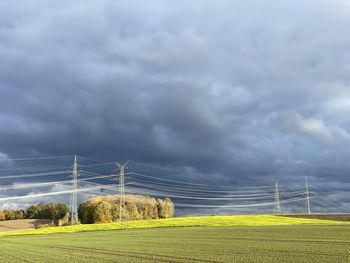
left=0, top=215, right=349, bottom=262
left=1, top=214, right=348, bottom=237
left=0, top=225, right=349, bottom=262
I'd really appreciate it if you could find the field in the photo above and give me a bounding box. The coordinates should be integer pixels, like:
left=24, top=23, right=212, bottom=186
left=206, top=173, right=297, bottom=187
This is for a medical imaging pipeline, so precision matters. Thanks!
left=279, top=214, right=350, bottom=221
left=0, top=215, right=349, bottom=262
left=0, top=214, right=348, bottom=237
left=0, top=225, right=349, bottom=262
left=0, top=219, right=52, bottom=232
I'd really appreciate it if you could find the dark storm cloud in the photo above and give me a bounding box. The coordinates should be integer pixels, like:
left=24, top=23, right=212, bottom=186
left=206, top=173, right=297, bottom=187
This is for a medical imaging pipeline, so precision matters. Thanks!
left=0, top=0, right=349, bottom=212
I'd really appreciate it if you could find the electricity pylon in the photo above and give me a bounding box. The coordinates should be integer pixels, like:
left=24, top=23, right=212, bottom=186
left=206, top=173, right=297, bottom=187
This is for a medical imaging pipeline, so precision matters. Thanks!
left=273, top=179, right=281, bottom=214
left=117, top=162, right=128, bottom=221
left=305, top=176, right=311, bottom=214
left=70, top=155, right=79, bottom=224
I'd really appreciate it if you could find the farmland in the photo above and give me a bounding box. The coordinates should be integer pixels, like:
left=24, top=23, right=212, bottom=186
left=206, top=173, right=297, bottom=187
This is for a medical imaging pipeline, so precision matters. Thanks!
left=0, top=219, right=52, bottom=232
left=0, top=215, right=349, bottom=262
left=0, top=214, right=348, bottom=236
left=0, top=225, right=349, bottom=262
left=279, top=214, right=350, bottom=221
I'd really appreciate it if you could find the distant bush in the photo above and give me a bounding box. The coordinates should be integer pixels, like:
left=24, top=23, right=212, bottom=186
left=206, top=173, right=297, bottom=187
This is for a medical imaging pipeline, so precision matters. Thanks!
left=0, top=202, right=69, bottom=221
left=78, top=195, right=174, bottom=224
left=25, top=202, right=69, bottom=220
left=3, top=209, right=25, bottom=220
left=52, top=203, right=69, bottom=220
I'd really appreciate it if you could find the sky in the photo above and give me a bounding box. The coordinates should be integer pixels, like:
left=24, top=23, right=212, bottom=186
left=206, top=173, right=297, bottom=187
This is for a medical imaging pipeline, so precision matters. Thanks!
left=0, top=0, right=349, bottom=214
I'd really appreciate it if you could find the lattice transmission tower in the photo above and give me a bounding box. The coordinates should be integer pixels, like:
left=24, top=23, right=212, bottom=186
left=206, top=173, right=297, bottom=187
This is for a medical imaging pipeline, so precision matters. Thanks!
left=69, top=155, right=79, bottom=224
left=273, top=179, right=282, bottom=214
left=117, top=162, right=128, bottom=221
left=305, top=176, right=311, bottom=214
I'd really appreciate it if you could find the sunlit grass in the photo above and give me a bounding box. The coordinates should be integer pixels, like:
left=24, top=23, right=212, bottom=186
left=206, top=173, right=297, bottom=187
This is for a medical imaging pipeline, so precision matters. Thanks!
left=1, top=214, right=348, bottom=237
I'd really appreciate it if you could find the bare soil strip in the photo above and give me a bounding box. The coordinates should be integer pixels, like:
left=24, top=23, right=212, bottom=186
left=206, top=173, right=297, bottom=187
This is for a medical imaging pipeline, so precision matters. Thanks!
left=279, top=214, right=350, bottom=221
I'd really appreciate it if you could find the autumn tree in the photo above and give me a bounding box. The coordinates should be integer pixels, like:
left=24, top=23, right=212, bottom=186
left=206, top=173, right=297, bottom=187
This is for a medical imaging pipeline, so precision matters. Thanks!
left=0, top=210, right=5, bottom=221
left=78, top=195, right=174, bottom=224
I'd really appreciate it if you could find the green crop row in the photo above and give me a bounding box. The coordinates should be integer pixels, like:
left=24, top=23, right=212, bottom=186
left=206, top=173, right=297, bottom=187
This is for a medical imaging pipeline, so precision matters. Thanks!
left=0, top=225, right=349, bottom=262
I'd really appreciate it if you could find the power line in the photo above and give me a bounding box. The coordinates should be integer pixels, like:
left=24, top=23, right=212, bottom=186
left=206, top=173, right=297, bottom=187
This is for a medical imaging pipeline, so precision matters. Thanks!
left=0, top=155, right=344, bottom=215
left=0, top=184, right=117, bottom=202
left=0, top=173, right=118, bottom=191
left=0, top=170, right=70, bottom=180
left=310, top=185, right=345, bottom=212
left=130, top=178, right=302, bottom=194
left=79, top=162, right=116, bottom=168
left=0, top=155, right=74, bottom=161
left=0, top=164, right=70, bottom=171
left=130, top=171, right=275, bottom=190
left=152, top=197, right=314, bottom=209
left=79, top=170, right=115, bottom=177
left=130, top=182, right=274, bottom=199
left=79, top=172, right=119, bottom=181
left=126, top=185, right=304, bottom=201
left=128, top=188, right=271, bottom=201
left=130, top=177, right=280, bottom=193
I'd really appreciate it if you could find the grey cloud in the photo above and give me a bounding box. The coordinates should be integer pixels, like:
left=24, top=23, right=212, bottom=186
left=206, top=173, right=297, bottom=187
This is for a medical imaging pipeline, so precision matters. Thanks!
left=273, top=112, right=350, bottom=145
left=0, top=0, right=349, bottom=213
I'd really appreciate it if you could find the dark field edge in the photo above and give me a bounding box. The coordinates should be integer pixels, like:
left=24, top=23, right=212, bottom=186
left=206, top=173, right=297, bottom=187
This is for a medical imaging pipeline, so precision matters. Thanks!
left=278, top=214, right=350, bottom=221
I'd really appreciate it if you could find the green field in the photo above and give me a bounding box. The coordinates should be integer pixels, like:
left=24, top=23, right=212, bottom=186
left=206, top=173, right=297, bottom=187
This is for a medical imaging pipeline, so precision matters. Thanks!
left=0, top=215, right=349, bottom=262
left=0, top=225, right=349, bottom=262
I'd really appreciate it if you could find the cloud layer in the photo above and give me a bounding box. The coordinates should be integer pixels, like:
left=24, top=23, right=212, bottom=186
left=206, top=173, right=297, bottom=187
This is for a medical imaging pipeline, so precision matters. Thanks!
left=0, top=0, right=349, bottom=213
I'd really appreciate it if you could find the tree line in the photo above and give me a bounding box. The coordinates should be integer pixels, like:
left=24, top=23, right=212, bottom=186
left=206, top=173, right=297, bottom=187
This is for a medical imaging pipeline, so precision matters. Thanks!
left=79, top=195, right=174, bottom=223
left=0, top=195, right=174, bottom=224
left=0, top=203, right=69, bottom=221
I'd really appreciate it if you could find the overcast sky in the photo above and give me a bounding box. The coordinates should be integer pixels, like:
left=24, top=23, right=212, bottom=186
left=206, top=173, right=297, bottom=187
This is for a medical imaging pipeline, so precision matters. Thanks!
left=0, top=0, right=349, bottom=214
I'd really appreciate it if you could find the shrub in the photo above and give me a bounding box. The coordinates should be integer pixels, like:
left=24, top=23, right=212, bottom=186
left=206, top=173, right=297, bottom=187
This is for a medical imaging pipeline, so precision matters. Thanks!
left=26, top=205, right=39, bottom=219
left=52, top=203, right=69, bottom=220
left=78, top=195, right=174, bottom=224
left=93, top=201, right=113, bottom=223
left=4, top=209, right=16, bottom=220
